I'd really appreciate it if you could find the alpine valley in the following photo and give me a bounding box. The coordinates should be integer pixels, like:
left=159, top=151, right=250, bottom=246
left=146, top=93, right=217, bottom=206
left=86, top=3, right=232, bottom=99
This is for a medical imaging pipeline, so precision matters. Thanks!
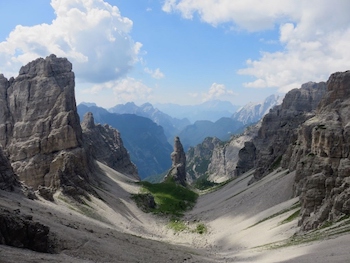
left=1, top=55, right=350, bottom=263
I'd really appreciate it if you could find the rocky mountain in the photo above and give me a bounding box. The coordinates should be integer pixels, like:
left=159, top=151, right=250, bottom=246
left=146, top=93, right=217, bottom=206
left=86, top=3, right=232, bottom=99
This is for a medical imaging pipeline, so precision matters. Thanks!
left=186, top=123, right=260, bottom=184
left=236, top=81, right=327, bottom=182
left=284, top=71, right=350, bottom=230
left=232, top=94, right=282, bottom=125
left=78, top=104, right=173, bottom=179
left=0, top=54, right=97, bottom=198
left=0, top=54, right=138, bottom=200
left=81, top=112, right=138, bottom=180
left=186, top=137, right=222, bottom=183
left=155, top=100, right=239, bottom=123
left=109, top=102, right=190, bottom=143
left=178, top=117, right=244, bottom=150
left=235, top=73, right=350, bottom=230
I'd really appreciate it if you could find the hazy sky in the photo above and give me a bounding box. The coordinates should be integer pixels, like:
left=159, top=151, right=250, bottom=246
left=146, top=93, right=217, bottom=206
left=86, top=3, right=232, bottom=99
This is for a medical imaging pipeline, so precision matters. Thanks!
left=0, top=0, right=349, bottom=108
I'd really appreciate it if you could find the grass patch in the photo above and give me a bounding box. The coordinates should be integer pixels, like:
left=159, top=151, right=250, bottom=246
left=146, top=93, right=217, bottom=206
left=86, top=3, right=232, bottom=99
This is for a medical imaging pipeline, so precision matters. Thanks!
left=280, top=209, right=300, bottom=224
left=193, top=174, right=219, bottom=190
left=194, top=223, right=207, bottom=234
left=168, top=219, right=188, bottom=232
left=136, top=180, right=198, bottom=217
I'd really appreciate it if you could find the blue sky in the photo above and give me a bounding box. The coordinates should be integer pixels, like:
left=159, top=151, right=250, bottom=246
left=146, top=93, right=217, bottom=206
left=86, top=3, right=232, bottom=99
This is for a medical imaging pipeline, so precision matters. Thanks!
left=0, top=0, right=349, bottom=108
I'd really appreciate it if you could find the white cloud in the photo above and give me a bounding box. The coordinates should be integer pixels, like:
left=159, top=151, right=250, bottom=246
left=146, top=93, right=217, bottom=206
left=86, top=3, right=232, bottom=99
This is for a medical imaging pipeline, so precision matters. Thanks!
left=144, top=67, right=165, bottom=79
left=163, top=0, right=350, bottom=92
left=202, top=83, right=236, bottom=101
left=84, top=77, right=153, bottom=104
left=0, top=0, right=141, bottom=83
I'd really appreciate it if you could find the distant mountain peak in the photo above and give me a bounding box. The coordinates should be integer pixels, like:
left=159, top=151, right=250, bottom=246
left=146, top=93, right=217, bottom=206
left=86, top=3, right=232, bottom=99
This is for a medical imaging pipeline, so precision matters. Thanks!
left=232, top=94, right=282, bottom=125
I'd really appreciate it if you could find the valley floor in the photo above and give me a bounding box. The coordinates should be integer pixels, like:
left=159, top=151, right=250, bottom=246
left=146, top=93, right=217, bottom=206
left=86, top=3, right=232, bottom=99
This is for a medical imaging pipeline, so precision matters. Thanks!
left=1, top=163, right=350, bottom=262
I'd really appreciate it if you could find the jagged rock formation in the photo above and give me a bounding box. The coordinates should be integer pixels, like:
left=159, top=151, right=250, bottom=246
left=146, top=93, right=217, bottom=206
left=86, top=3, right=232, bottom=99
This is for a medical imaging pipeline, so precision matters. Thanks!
left=81, top=112, right=139, bottom=180
left=0, top=55, right=95, bottom=197
left=0, top=208, right=53, bottom=253
left=186, top=123, right=259, bottom=184
left=0, top=147, right=18, bottom=191
left=186, top=137, right=221, bottom=183
left=236, top=82, right=327, bottom=183
left=285, top=71, right=350, bottom=230
left=165, top=137, right=186, bottom=185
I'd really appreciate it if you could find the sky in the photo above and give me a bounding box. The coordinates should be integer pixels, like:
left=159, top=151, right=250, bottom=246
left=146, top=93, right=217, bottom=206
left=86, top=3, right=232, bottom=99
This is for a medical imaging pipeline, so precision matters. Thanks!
left=0, top=0, right=349, bottom=108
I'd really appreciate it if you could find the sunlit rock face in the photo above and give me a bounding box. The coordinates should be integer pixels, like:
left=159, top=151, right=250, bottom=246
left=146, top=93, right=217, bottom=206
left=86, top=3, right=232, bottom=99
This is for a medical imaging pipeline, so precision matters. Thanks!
left=0, top=55, right=95, bottom=197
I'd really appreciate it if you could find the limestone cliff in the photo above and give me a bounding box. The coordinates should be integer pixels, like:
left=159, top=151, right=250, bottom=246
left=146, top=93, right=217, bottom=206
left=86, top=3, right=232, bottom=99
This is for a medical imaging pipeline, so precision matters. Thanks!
left=287, top=71, right=350, bottom=230
left=81, top=112, right=139, bottom=180
left=186, top=137, right=221, bottom=183
left=236, top=82, right=327, bottom=183
left=209, top=123, right=259, bottom=182
left=0, top=55, right=95, bottom=197
left=165, top=137, right=186, bottom=185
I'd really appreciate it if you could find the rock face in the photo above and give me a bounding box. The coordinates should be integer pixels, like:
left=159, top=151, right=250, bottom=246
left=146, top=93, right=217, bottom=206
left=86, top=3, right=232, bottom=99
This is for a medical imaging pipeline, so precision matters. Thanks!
left=0, top=147, right=18, bottom=191
left=81, top=112, right=139, bottom=180
left=236, top=82, right=327, bottom=183
left=209, top=123, right=260, bottom=182
left=287, top=71, right=350, bottom=230
left=0, top=208, right=52, bottom=253
left=165, top=137, right=187, bottom=185
left=0, top=55, right=95, bottom=197
left=186, top=137, right=221, bottom=183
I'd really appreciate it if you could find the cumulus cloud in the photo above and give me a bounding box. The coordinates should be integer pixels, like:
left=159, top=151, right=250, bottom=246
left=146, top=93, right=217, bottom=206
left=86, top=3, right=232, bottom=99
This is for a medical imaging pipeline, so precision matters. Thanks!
left=0, top=0, right=141, bottom=83
left=163, top=0, right=350, bottom=92
left=84, top=77, right=153, bottom=104
left=201, top=83, right=236, bottom=101
left=144, top=67, right=165, bottom=79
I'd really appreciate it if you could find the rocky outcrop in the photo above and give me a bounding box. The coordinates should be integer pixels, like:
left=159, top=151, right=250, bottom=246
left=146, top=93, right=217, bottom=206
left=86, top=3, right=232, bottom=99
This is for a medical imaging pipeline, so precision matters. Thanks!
left=0, top=208, right=53, bottom=253
left=0, top=55, right=96, bottom=197
left=165, top=137, right=187, bottom=185
left=81, top=112, right=139, bottom=180
left=237, top=82, right=327, bottom=184
left=186, top=137, right=221, bottom=183
left=0, top=147, right=19, bottom=191
left=209, top=123, right=260, bottom=182
left=287, top=71, right=350, bottom=230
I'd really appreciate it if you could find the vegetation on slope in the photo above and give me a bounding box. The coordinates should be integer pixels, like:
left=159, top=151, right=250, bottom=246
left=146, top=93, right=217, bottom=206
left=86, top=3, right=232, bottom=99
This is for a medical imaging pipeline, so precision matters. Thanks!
left=132, top=179, right=198, bottom=217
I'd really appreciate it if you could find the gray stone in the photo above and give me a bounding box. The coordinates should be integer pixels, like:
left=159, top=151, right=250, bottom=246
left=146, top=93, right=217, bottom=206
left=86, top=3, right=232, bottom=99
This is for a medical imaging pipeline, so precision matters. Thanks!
left=0, top=55, right=96, bottom=197
left=165, top=137, right=187, bottom=185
